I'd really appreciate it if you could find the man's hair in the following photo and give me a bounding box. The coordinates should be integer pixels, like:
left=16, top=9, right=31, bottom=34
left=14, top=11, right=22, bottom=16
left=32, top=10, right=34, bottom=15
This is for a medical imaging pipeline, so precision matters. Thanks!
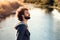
left=17, top=8, right=28, bottom=21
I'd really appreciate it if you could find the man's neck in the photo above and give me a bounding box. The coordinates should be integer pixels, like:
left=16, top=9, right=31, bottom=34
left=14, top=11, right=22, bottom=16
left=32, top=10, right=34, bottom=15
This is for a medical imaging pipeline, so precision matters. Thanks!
left=23, top=19, right=27, bottom=25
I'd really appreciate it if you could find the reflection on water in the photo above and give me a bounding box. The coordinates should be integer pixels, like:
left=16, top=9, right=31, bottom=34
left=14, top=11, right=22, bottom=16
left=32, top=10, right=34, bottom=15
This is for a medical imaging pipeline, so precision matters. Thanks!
left=52, top=9, right=60, bottom=40
left=29, top=8, right=53, bottom=40
left=0, top=15, right=18, bottom=40
left=0, top=7, right=60, bottom=40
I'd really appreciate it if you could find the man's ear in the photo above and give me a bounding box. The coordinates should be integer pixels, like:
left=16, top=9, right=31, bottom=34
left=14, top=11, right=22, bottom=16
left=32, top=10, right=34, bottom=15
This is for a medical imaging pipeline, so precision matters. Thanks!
left=22, top=15, right=24, bottom=18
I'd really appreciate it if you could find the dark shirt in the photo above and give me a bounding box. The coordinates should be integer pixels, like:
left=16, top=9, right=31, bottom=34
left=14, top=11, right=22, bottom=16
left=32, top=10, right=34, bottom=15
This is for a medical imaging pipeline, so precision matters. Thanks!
left=15, top=23, right=30, bottom=40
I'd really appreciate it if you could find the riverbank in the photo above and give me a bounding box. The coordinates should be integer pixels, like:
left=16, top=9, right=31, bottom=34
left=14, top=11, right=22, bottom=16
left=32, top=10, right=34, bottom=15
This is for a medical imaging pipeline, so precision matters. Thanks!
left=24, top=0, right=60, bottom=12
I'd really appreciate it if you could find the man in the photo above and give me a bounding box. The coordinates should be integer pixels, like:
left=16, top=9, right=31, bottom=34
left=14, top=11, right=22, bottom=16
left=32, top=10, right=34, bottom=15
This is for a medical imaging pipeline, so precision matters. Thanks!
left=15, top=7, right=30, bottom=40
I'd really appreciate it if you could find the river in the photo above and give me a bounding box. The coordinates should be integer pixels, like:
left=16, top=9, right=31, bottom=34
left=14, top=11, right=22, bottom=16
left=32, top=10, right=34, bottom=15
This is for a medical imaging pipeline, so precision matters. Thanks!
left=0, top=4, right=60, bottom=40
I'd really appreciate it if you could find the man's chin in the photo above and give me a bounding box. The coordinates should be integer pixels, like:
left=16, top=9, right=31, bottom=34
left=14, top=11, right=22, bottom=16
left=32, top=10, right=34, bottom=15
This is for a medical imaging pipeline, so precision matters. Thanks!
left=28, top=17, right=30, bottom=19
left=25, top=17, right=30, bottom=20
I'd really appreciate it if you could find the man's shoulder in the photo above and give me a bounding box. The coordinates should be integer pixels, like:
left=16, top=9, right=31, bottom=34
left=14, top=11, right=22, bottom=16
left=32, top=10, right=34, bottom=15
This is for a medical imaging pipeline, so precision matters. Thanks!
left=15, top=24, right=27, bottom=30
left=19, top=24, right=27, bottom=27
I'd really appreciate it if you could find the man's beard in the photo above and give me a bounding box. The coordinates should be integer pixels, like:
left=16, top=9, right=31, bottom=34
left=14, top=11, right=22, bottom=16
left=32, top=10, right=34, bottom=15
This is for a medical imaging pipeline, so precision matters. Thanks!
left=24, top=16, right=30, bottom=20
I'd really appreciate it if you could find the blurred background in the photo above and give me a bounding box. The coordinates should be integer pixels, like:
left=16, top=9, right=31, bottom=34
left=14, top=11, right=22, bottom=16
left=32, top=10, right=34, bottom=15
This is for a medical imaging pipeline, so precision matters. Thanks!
left=0, top=0, right=60, bottom=40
